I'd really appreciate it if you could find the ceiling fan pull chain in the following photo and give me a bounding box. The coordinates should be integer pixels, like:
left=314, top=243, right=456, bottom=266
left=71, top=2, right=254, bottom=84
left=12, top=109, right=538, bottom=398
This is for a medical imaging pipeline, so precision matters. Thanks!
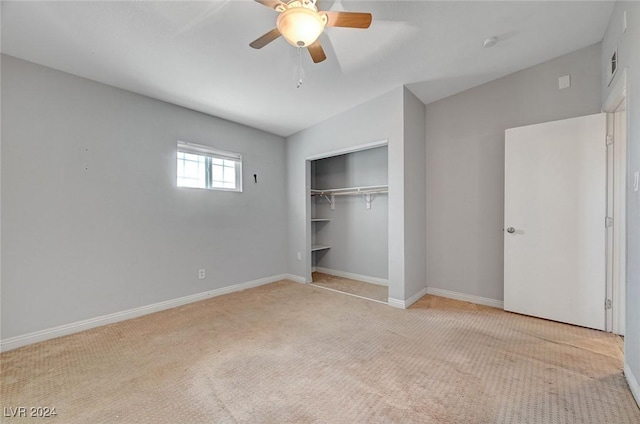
left=296, top=46, right=303, bottom=88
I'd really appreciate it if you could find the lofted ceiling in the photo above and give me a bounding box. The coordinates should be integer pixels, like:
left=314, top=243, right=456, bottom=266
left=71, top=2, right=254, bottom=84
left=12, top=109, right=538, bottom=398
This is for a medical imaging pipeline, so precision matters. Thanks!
left=1, top=1, right=614, bottom=137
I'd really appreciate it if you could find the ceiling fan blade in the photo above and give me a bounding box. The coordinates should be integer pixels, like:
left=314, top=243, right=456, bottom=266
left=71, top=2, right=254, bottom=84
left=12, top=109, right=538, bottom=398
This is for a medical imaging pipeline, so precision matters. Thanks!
left=307, top=40, right=327, bottom=63
left=323, top=11, right=372, bottom=29
left=255, top=0, right=286, bottom=11
left=249, top=28, right=281, bottom=49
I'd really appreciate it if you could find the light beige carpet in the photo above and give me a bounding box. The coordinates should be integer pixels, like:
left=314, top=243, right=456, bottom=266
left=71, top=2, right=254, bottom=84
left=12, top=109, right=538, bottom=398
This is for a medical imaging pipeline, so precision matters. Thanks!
left=1, top=280, right=638, bottom=423
left=311, top=272, right=388, bottom=302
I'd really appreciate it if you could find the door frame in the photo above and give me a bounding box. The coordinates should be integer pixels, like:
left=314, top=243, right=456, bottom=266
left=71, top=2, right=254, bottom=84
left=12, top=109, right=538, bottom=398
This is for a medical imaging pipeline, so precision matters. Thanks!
left=603, top=69, right=627, bottom=335
left=304, top=139, right=389, bottom=284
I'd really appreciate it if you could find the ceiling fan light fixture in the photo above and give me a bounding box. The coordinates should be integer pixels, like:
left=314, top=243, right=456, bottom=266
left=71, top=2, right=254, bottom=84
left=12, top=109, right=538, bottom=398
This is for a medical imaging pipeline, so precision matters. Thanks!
left=277, top=7, right=326, bottom=47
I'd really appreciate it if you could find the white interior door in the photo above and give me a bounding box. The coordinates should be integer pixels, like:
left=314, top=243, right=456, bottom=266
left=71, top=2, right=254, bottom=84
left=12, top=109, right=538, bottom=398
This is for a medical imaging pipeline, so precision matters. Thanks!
left=504, top=113, right=607, bottom=330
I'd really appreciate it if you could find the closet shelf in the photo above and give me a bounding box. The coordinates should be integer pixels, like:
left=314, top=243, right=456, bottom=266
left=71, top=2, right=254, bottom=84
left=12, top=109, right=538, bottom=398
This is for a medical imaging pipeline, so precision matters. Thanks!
left=310, top=184, right=388, bottom=196
left=311, top=185, right=388, bottom=210
left=311, top=244, right=331, bottom=252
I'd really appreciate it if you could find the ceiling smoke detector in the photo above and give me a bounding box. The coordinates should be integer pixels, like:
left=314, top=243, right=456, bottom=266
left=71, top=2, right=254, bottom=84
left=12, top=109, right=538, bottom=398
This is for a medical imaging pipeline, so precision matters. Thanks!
left=483, top=37, right=498, bottom=48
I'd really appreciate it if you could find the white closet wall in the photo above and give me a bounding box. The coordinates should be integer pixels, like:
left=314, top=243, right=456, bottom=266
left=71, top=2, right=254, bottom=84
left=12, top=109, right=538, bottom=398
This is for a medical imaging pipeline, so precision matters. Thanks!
left=311, top=146, right=389, bottom=280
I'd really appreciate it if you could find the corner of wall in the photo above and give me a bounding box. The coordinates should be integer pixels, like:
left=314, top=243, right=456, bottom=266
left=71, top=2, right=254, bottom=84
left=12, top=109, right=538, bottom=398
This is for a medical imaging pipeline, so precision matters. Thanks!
left=401, top=86, right=427, bottom=301
left=624, top=362, right=640, bottom=409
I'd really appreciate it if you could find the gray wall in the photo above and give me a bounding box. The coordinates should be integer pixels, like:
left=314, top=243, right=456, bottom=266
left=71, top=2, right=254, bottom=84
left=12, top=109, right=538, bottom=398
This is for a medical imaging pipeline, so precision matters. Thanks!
left=311, top=146, right=388, bottom=279
left=1, top=55, right=288, bottom=339
left=403, top=88, right=427, bottom=298
left=312, top=146, right=388, bottom=189
left=286, top=87, right=407, bottom=300
left=425, top=43, right=603, bottom=302
left=286, top=87, right=428, bottom=303
left=602, top=1, right=640, bottom=398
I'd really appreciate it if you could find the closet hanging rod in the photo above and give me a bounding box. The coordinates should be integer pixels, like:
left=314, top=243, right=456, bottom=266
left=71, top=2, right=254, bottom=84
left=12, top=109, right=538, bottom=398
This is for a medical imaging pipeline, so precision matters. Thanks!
left=318, top=189, right=388, bottom=197
left=310, top=185, right=388, bottom=196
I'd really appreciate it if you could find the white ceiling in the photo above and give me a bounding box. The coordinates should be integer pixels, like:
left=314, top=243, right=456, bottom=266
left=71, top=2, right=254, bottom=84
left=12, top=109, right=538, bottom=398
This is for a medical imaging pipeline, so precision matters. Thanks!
left=1, top=1, right=614, bottom=137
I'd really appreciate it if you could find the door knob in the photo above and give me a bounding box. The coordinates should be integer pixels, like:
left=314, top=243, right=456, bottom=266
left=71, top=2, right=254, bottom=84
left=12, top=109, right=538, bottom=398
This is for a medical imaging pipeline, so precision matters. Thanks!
left=506, top=227, right=516, bottom=234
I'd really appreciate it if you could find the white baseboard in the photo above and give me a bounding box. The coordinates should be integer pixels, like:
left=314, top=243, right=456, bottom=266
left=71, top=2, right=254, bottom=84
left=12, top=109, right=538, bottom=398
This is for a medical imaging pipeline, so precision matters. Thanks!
left=313, top=267, right=388, bottom=286
left=284, top=273, right=307, bottom=284
left=387, top=298, right=405, bottom=309
left=625, top=362, right=640, bottom=409
left=426, top=287, right=504, bottom=309
left=0, top=274, right=291, bottom=352
left=388, top=287, right=428, bottom=309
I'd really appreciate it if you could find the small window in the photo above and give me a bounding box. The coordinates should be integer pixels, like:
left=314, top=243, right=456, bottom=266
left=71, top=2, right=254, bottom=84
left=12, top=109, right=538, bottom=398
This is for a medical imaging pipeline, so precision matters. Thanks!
left=177, top=141, right=242, bottom=192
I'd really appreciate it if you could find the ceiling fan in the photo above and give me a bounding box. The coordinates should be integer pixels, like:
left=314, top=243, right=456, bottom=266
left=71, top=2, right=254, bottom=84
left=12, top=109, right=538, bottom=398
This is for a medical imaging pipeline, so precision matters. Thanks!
left=249, top=0, right=372, bottom=63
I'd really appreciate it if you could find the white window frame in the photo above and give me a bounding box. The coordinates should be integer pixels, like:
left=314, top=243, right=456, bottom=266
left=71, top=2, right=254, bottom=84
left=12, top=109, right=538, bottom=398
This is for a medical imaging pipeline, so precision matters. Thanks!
left=177, top=141, right=243, bottom=192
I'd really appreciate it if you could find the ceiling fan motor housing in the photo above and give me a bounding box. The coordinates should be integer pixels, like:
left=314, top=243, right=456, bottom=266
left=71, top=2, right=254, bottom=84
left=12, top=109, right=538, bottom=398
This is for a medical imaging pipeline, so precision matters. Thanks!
left=250, top=0, right=372, bottom=64
left=276, top=1, right=327, bottom=47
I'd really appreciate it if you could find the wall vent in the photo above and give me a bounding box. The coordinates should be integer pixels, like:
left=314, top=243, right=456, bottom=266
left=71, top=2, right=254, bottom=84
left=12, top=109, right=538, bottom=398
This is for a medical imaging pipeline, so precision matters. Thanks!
left=608, top=49, right=618, bottom=85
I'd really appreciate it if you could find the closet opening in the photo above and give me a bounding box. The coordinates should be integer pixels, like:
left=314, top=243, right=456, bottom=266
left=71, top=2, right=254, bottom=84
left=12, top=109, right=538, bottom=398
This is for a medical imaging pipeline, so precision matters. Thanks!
left=306, top=142, right=389, bottom=303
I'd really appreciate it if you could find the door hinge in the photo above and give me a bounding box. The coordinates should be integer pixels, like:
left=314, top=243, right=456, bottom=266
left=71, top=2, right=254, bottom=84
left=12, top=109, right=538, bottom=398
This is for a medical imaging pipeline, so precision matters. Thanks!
left=605, top=217, right=613, bottom=227
left=605, top=299, right=612, bottom=310
left=606, top=134, right=614, bottom=145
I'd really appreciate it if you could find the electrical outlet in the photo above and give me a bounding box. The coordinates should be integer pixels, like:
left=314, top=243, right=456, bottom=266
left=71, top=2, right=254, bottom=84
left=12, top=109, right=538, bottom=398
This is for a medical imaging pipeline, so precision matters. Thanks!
left=296, top=252, right=302, bottom=260
left=198, top=269, right=205, bottom=279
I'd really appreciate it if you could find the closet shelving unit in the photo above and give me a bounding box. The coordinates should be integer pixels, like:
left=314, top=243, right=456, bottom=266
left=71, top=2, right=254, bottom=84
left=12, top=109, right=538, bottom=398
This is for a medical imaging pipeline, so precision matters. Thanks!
left=311, top=244, right=331, bottom=252
left=310, top=184, right=388, bottom=255
left=311, top=217, right=331, bottom=252
left=311, top=184, right=389, bottom=210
